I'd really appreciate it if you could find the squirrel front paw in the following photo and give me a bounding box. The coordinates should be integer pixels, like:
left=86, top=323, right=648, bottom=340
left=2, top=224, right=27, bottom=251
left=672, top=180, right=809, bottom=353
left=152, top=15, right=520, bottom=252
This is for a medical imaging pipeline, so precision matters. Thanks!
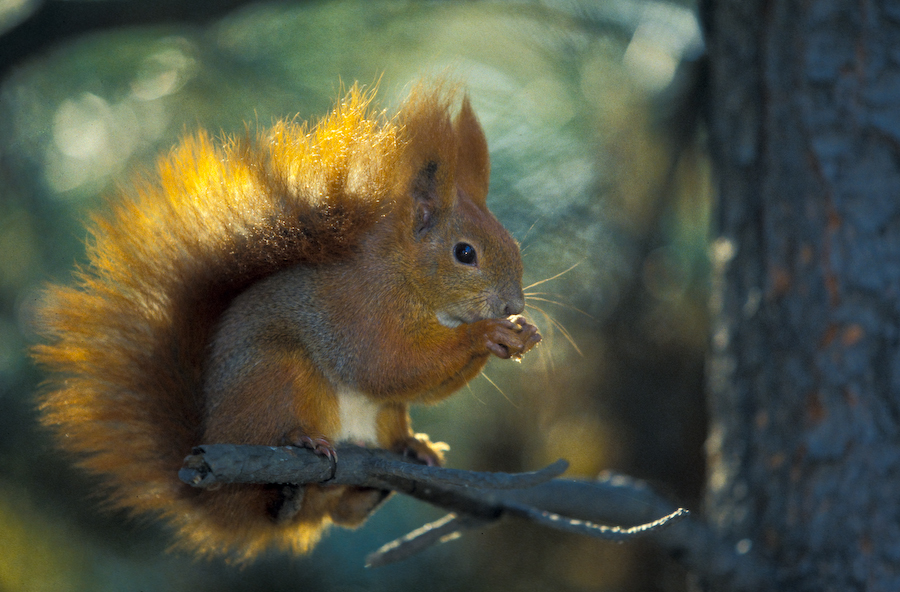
left=479, top=315, right=542, bottom=360
left=392, top=433, right=449, bottom=467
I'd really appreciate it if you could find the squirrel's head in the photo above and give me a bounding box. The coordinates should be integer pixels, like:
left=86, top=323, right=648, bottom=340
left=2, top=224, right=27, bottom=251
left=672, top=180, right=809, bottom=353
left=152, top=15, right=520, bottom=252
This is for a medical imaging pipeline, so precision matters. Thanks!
left=388, top=84, right=525, bottom=327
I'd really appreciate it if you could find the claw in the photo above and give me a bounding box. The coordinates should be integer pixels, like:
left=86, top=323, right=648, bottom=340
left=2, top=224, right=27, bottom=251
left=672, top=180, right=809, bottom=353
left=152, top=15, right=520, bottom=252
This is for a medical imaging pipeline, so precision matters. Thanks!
left=295, top=435, right=338, bottom=464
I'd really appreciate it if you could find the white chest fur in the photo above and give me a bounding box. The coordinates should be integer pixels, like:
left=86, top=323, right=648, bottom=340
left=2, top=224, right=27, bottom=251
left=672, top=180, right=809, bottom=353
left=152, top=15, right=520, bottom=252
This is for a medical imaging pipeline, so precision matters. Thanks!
left=334, top=386, right=381, bottom=445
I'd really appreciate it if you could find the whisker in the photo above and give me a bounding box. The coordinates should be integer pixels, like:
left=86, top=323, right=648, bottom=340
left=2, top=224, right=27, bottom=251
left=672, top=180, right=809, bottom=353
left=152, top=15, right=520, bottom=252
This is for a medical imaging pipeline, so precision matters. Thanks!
left=524, top=295, right=596, bottom=320
left=522, top=218, right=540, bottom=244
left=523, top=260, right=584, bottom=291
left=518, top=216, right=544, bottom=251
left=480, top=371, right=517, bottom=407
left=464, top=377, right=486, bottom=405
left=527, top=303, right=584, bottom=357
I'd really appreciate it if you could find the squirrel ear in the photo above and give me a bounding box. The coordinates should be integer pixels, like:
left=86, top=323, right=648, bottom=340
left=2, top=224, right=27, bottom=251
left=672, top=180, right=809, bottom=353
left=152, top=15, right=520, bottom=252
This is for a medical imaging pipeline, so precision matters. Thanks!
left=412, top=160, right=439, bottom=237
left=454, top=96, right=490, bottom=204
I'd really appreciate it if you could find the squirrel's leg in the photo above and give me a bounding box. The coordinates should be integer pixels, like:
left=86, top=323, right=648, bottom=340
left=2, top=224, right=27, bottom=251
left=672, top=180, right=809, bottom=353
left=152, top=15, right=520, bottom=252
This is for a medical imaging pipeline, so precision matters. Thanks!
left=281, top=352, right=342, bottom=458
left=204, top=348, right=340, bottom=447
left=310, top=403, right=447, bottom=526
left=204, top=351, right=342, bottom=525
left=313, top=403, right=446, bottom=527
left=378, top=403, right=448, bottom=466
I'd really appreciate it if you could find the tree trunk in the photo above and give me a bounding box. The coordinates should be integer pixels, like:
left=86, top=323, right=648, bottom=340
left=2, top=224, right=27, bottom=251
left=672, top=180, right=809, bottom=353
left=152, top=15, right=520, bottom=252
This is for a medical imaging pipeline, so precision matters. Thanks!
left=704, top=0, right=900, bottom=590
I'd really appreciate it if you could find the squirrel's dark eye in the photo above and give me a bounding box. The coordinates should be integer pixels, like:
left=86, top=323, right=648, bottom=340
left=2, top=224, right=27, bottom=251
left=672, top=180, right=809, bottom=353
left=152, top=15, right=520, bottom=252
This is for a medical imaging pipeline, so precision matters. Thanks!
left=453, top=242, right=477, bottom=266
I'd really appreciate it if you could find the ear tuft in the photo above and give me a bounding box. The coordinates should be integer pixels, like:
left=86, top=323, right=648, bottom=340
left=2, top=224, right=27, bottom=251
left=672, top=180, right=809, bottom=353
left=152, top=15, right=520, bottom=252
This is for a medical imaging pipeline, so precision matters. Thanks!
left=454, top=96, right=490, bottom=204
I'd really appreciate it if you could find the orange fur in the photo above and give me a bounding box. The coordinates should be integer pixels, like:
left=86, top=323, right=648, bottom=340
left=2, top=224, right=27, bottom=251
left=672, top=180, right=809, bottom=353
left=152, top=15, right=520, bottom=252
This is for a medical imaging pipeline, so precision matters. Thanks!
left=32, top=81, right=540, bottom=562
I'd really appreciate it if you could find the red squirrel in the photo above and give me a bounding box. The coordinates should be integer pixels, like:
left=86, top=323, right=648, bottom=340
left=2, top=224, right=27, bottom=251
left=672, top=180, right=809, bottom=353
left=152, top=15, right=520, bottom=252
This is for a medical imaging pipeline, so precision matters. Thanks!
left=32, top=81, right=541, bottom=562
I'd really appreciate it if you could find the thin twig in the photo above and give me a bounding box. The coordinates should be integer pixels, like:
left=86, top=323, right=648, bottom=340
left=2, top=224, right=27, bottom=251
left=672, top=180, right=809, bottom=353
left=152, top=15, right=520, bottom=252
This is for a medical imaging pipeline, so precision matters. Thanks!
left=365, top=513, right=492, bottom=567
left=504, top=503, right=689, bottom=541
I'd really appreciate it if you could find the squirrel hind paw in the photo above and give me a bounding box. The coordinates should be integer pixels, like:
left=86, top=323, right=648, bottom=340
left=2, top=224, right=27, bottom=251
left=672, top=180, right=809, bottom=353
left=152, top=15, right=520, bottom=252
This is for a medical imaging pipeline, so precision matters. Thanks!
left=394, top=434, right=448, bottom=467
left=268, top=484, right=305, bottom=524
left=285, top=430, right=338, bottom=464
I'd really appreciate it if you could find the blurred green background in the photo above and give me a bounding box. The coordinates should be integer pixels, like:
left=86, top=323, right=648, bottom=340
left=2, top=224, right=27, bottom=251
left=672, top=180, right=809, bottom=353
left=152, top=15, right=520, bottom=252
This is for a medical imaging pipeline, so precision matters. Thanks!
left=0, top=0, right=710, bottom=590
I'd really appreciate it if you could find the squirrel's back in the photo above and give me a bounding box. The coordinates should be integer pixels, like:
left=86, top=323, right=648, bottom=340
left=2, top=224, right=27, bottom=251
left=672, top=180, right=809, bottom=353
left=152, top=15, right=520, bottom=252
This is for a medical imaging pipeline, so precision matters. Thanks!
left=32, top=83, right=476, bottom=561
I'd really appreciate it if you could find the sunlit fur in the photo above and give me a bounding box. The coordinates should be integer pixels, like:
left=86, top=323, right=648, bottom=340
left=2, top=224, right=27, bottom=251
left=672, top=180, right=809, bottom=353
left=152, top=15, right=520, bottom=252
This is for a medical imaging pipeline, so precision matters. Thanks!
left=31, top=82, right=520, bottom=562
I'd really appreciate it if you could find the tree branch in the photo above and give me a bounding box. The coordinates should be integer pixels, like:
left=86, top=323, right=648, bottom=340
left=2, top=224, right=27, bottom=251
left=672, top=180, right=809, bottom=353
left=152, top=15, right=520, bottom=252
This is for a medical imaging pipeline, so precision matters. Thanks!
left=181, top=445, right=685, bottom=560
left=180, top=444, right=772, bottom=589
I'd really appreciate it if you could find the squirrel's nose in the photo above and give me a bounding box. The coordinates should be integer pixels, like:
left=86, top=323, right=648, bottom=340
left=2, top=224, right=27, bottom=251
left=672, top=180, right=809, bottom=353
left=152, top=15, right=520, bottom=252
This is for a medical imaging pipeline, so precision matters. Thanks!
left=503, top=292, right=525, bottom=316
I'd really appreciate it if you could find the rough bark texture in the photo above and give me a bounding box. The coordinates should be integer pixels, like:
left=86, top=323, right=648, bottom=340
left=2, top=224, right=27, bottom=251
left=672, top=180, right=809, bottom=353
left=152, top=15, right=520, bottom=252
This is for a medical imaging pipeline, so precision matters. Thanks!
left=704, top=0, right=900, bottom=590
